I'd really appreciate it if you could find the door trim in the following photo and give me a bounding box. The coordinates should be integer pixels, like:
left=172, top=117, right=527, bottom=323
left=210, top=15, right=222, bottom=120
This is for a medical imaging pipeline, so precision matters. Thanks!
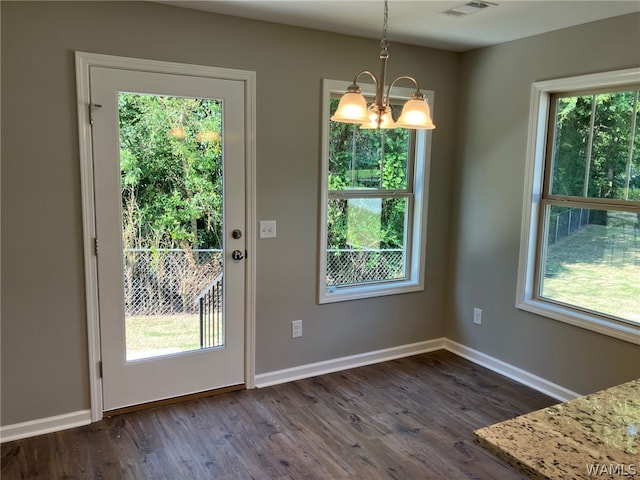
left=75, top=52, right=257, bottom=422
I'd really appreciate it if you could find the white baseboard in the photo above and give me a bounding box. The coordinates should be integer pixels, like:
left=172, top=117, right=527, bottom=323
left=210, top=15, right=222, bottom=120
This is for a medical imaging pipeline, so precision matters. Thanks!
left=444, top=339, right=581, bottom=402
left=255, top=338, right=446, bottom=388
left=1, top=338, right=581, bottom=442
left=0, top=409, right=92, bottom=443
left=256, top=338, right=579, bottom=402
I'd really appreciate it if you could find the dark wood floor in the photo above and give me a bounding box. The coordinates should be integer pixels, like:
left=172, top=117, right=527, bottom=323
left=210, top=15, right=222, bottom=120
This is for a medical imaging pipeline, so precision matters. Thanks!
left=2, top=350, right=556, bottom=479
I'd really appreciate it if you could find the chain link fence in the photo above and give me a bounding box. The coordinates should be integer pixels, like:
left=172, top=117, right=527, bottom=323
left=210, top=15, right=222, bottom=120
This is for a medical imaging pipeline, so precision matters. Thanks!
left=123, top=249, right=222, bottom=316
left=547, top=207, right=591, bottom=245
left=124, top=248, right=405, bottom=316
left=326, top=249, right=405, bottom=287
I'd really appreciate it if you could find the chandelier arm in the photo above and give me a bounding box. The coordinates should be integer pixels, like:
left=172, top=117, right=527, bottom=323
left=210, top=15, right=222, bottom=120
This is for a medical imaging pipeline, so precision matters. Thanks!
left=352, top=70, right=379, bottom=90
left=384, top=75, right=421, bottom=106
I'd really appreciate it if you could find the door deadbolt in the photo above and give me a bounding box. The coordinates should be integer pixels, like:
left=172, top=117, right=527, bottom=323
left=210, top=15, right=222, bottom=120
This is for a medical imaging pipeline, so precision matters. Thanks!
left=232, top=229, right=243, bottom=239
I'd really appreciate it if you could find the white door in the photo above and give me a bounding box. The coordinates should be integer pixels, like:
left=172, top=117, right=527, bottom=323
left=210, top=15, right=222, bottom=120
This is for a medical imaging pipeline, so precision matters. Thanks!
left=90, top=66, right=246, bottom=411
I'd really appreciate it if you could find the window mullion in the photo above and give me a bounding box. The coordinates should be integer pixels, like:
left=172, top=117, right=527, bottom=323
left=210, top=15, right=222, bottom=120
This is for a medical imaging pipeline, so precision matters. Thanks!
left=623, top=90, right=639, bottom=199
left=329, top=190, right=412, bottom=199
left=406, top=131, right=417, bottom=192
left=582, top=94, right=597, bottom=198
left=544, top=195, right=640, bottom=212
left=542, top=95, right=557, bottom=196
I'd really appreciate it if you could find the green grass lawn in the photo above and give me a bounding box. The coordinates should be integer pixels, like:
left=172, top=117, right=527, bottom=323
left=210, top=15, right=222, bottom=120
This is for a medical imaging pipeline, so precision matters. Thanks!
left=542, top=222, right=640, bottom=322
left=126, top=314, right=203, bottom=359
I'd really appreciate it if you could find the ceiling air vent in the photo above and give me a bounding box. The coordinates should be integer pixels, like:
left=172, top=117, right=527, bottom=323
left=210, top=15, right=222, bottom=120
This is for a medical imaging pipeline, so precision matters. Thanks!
left=443, top=1, right=496, bottom=17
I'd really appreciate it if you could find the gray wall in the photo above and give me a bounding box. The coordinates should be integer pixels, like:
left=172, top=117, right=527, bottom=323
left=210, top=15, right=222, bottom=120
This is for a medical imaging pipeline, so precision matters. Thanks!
left=449, top=13, right=640, bottom=395
left=1, top=1, right=456, bottom=425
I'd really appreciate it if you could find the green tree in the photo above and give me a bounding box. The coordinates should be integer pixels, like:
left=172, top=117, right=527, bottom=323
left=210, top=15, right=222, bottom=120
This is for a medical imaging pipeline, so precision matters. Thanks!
left=553, top=90, right=639, bottom=201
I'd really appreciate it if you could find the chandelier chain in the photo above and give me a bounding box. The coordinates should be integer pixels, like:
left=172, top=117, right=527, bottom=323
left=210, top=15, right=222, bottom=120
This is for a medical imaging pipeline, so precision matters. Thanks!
left=330, top=0, right=435, bottom=129
left=381, top=0, right=389, bottom=50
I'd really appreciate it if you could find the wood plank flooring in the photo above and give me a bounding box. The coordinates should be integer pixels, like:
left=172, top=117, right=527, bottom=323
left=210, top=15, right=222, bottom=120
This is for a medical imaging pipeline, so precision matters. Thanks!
left=1, top=350, right=556, bottom=479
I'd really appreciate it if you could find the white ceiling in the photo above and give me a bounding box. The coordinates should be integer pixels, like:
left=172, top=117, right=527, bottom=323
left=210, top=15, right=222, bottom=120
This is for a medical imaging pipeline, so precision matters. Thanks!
left=157, top=0, right=640, bottom=51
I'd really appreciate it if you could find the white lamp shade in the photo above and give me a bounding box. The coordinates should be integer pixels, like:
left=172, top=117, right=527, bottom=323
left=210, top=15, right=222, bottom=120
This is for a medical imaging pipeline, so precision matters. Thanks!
left=395, top=98, right=436, bottom=130
left=360, top=108, right=396, bottom=129
left=330, top=92, right=369, bottom=124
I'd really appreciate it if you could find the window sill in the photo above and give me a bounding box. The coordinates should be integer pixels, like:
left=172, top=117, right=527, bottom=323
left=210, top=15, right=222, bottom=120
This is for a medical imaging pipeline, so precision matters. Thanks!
left=319, top=279, right=423, bottom=304
left=516, top=298, right=640, bottom=346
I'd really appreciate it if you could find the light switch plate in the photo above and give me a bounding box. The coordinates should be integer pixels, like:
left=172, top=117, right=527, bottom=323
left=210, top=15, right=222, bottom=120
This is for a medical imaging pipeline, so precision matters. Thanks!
left=259, top=220, right=277, bottom=239
left=292, top=319, right=302, bottom=338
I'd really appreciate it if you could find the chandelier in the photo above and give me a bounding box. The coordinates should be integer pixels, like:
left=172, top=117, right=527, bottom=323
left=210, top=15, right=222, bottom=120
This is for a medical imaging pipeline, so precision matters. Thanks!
left=331, top=0, right=436, bottom=130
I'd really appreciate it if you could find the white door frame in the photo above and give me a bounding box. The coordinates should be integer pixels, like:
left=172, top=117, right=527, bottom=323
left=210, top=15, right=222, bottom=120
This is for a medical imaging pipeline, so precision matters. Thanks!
left=75, top=52, right=256, bottom=422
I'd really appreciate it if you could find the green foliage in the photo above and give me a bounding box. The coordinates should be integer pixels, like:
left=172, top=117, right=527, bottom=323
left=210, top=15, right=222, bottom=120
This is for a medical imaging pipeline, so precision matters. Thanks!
left=553, top=90, right=640, bottom=202
left=118, top=93, right=223, bottom=249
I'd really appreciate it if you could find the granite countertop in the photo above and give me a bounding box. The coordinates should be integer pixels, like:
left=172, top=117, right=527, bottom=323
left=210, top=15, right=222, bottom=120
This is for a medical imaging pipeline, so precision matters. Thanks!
left=473, top=379, right=639, bottom=479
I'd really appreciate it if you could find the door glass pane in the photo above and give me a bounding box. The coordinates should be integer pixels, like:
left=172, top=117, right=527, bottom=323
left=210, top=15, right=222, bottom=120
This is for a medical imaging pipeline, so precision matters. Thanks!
left=118, top=92, right=225, bottom=360
left=540, top=205, right=640, bottom=324
left=326, top=196, right=408, bottom=289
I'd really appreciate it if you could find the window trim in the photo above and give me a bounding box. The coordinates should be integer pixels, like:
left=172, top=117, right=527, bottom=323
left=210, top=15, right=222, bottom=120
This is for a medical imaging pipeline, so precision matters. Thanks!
left=516, top=67, right=640, bottom=345
left=319, top=79, right=433, bottom=304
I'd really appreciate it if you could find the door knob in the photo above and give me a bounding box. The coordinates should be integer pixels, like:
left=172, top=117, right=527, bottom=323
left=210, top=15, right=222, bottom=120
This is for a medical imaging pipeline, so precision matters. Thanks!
left=231, top=250, right=244, bottom=260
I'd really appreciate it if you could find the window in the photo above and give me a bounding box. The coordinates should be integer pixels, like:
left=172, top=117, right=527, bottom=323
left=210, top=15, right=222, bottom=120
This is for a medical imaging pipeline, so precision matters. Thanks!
left=319, top=80, right=433, bottom=303
left=517, top=69, right=640, bottom=344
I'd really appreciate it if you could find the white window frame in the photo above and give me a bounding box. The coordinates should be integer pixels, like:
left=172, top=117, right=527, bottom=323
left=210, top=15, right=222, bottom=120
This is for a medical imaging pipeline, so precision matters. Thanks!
left=319, top=79, right=433, bottom=304
left=516, top=67, right=640, bottom=345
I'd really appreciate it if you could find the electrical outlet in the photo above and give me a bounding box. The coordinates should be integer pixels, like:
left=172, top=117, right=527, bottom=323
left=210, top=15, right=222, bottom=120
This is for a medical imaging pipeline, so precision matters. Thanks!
left=292, top=319, right=302, bottom=338
left=473, top=308, right=482, bottom=325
